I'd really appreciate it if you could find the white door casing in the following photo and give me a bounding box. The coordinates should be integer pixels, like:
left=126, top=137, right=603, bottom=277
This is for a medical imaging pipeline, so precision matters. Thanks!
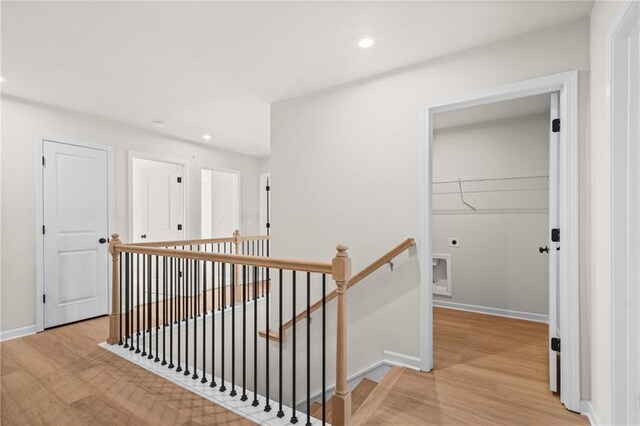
left=421, top=71, right=581, bottom=412
left=548, top=92, right=560, bottom=393
left=608, top=2, right=640, bottom=424
left=132, top=157, right=185, bottom=243
left=42, top=140, right=110, bottom=328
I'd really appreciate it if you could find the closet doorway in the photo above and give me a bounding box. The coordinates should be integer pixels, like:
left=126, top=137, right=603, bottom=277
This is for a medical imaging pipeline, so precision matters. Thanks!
left=421, top=72, right=580, bottom=413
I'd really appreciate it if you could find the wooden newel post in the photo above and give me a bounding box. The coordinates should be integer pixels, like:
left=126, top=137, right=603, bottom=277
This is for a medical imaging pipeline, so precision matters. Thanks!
left=332, top=243, right=352, bottom=426
left=107, top=233, right=122, bottom=345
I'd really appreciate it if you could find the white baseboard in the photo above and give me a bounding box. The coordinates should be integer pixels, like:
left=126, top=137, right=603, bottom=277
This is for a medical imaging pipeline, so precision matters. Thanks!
left=299, top=350, right=420, bottom=409
left=0, top=325, right=37, bottom=342
left=433, top=300, right=548, bottom=323
left=580, top=400, right=600, bottom=425
left=383, top=350, right=421, bottom=370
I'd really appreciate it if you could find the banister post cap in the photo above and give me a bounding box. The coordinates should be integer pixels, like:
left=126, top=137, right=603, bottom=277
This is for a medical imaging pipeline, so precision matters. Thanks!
left=336, top=243, right=349, bottom=257
left=111, top=233, right=120, bottom=241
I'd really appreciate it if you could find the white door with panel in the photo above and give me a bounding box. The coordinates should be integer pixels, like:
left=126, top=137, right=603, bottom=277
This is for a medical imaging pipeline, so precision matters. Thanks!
left=43, top=140, right=109, bottom=328
left=548, top=92, right=561, bottom=393
left=133, top=158, right=185, bottom=243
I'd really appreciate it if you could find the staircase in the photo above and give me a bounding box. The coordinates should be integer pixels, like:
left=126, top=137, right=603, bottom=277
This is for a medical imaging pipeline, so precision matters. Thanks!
left=310, top=368, right=404, bottom=425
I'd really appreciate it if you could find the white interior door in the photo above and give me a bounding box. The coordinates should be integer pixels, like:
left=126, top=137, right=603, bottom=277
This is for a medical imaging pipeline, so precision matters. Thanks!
left=259, top=172, right=271, bottom=235
left=548, top=92, right=561, bottom=393
left=43, top=140, right=109, bottom=328
left=201, top=169, right=239, bottom=238
left=133, top=158, right=184, bottom=243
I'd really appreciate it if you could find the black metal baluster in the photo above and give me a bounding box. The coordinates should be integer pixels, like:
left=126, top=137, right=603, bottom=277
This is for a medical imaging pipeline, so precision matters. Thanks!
left=241, top=265, right=248, bottom=401
left=118, top=253, right=123, bottom=345
left=306, top=272, right=311, bottom=426
left=184, top=257, right=190, bottom=375
left=142, top=254, right=147, bottom=357
left=277, top=269, right=284, bottom=418
left=162, top=256, right=167, bottom=366
left=155, top=256, right=160, bottom=362
left=210, top=260, right=217, bottom=388
left=193, top=259, right=198, bottom=380
left=202, top=259, right=208, bottom=383
left=136, top=254, right=141, bottom=353
left=176, top=257, right=182, bottom=373
left=230, top=263, right=237, bottom=396
left=252, top=265, right=259, bottom=407
left=169, top=256, right=174, bottom=369
left=322, top=274, right=326, bottom=425
left=220, top=262, right=227, bottom=392
left=265, top=266, right=271, bottom=412
left=218, top=243, right=222, bottom=311
left=123, top=253, right=129, bottom=348
left=291, top=270, right=298, bottom=423
left=147, top=255, right=153, bottom=360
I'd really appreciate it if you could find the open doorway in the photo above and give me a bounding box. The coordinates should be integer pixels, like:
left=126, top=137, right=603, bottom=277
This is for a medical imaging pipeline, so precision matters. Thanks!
left=421, top=72, right=581, bottom=413
left=201, top=168, right=240, bottom=238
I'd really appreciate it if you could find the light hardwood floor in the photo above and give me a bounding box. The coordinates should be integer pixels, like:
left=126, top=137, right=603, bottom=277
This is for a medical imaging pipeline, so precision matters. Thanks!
left=355, top=307, right=589, bottom=425
left=1, top=307, right=588, bottom=425
left=0, top=316, right=252, bottom=425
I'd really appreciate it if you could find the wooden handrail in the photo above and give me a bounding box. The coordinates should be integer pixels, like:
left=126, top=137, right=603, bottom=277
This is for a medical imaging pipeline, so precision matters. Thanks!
left=113, top=244, right=333, bottom=274
left=125, top=234, right=270, bottom=248
left=260, top=238, right=416, bottom=341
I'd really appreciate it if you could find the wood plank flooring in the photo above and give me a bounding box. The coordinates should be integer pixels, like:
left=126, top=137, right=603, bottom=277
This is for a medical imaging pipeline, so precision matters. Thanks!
left=1, top=306, right=589, bottom=425
left=354, top=307, right=589, bottom=425
left=0, top=316, right=252, bottom=425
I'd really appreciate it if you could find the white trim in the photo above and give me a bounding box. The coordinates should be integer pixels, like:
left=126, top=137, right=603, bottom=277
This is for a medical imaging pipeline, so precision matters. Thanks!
left=420, top=70, right=581, bottom=412
left=382, top=350, right=421, bottom=370
left=35, top=135, right=115, bottom=332
left=606, top=2, right=640, bottom=424
left=433, top=300, right=549, bottom=323
left=200, top=165, right=242, bottom=237
left=301, top=351, right=420, bottom=408
left=0, top=325, right=37, bottom=342
left=127, top=150, right=190, bottom=242
left=581, top=400, right=601, bottom=426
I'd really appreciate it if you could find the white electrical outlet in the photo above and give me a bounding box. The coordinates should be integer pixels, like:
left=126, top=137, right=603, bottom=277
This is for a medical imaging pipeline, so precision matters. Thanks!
left=449, top=237, right=460, bottom=247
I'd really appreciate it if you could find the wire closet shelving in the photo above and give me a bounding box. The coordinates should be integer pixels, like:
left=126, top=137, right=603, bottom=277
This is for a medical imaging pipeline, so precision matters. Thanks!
left=432, top=174, right=549, bottom=214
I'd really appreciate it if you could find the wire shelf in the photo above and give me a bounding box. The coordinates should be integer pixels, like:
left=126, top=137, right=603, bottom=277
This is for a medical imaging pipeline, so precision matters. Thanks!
left=433, top=174, right=549, bottom=214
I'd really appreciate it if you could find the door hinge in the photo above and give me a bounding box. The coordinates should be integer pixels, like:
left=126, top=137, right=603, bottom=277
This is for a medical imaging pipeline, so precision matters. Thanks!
left=266, top=223, right=270, bottom=229
left=551, top=337, right=561, bottom=352
left=43, top=294, right=46, bottom=304
left=266, top=185, right=270, bottom=191
left=177, top=224, right=183, bottom=231
left=551, top=228, right=560, bottom=242
left=177, top=177, right=182, bottom=183
left=552, top=118, right=561, bottom=133
left=42, top=156, right=46, bottom=166
left=42, top=225, right=46, bottom=235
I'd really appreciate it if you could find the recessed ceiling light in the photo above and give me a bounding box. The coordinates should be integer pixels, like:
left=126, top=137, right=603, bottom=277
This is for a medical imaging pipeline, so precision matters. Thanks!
left=153, top=120, right=165, bottom=128
left=202, top=134, right=212, bottom=140
left=358, top=38, right=374, bottom=49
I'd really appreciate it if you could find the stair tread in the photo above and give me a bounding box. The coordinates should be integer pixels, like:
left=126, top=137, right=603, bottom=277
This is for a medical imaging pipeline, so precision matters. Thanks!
left=352, top=367, right=405, bottom=426
left=309, top=377, right=379, bottom=421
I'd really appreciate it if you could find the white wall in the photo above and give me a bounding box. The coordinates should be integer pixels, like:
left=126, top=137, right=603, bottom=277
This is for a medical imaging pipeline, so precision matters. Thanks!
left=588, top=1, right=630, bottom=423
left=0, top=95, right=261, bottom=332
left=271, top=19, right=590, bottom=397
left=432, top=113, right=549, bottom=315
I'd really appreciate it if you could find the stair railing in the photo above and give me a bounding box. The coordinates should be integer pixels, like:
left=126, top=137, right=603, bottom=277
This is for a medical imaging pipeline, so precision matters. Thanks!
left=260, top=238, right=416, bottom=342
left=106, top=230, right=353, bottom=426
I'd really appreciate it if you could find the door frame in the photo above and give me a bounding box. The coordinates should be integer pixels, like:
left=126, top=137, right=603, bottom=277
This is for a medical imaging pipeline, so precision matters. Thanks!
left=607, top=1, right=640, bottom=423
left=259, top=172, right=271, bottom=235
left=199, top=165, right=242, bottom=237
left=128, top=151, right=190, bottom=243
left=35, top=135, right=115, bottom=332
left=420, top=70, right=581, bottom=412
